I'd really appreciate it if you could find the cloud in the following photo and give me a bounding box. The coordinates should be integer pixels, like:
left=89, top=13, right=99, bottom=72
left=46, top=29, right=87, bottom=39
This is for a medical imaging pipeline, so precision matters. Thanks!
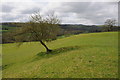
left=1, top=1, right=118, bottom=25
left=2, top=3, right=15, bottom=12
left=1, top=0, right=119, bottom=2
left=118, top=1, right=120, bottom=26
left=54, top=2, right=118, bottom=24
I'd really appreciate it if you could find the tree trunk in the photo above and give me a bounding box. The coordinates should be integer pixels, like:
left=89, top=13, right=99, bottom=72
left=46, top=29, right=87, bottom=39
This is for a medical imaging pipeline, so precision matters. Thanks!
left=40, top=40, right=52, bottom=53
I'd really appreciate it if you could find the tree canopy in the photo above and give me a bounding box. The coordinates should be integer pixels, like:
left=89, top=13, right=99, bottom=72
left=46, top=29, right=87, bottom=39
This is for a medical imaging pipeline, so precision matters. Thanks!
left=104, top=19, right=117, bottom=31
left=14, top=12, right=61, bottom=52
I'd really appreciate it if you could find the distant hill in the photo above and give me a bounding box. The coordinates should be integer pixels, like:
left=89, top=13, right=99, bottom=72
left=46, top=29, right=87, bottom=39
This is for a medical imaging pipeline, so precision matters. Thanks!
left=1, top=22, right=104, bottom=34
left=1, top=22, right=119, bottom=34
left=1, top=22, right=119, bottom=44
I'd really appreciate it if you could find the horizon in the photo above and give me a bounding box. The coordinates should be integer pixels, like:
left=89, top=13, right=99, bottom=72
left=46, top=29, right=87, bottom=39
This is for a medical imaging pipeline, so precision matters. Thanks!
left=0, top=22, right=106, bottom=26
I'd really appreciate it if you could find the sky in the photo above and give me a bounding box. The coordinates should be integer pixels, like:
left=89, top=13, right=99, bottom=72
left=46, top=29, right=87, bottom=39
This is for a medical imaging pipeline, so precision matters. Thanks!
left=0, top=0, right=119, bottom=25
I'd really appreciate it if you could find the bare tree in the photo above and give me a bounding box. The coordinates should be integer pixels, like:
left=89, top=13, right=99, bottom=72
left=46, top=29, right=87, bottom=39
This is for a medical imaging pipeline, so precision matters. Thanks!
left=14, top=12, right=61, bottom=53
left=104, top=19, right=117, bottom=31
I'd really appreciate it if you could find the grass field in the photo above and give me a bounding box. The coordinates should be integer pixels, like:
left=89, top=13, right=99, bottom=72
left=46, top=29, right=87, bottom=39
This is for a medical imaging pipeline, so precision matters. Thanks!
left=2, top=32, right=118, bottom=78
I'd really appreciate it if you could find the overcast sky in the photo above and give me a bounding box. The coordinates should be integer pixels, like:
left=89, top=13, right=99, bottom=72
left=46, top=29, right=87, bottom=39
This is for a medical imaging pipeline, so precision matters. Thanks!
left=0, top=0, right=119, bottom=25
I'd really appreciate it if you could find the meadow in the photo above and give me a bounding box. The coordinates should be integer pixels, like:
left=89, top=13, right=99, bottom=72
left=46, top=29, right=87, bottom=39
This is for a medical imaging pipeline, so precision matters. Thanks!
left=2, top=32, right=118, bottom=78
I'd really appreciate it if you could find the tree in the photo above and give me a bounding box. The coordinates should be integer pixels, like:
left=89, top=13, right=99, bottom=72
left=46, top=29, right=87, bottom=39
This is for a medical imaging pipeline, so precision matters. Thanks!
left=104, top=19, right=117, bottom=31
left=14, top=12, right=60, bottom=53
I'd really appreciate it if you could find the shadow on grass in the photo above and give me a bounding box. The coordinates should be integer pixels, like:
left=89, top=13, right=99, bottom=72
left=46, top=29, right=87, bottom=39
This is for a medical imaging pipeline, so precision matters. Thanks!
left=31, top=46, right=80, bottom=62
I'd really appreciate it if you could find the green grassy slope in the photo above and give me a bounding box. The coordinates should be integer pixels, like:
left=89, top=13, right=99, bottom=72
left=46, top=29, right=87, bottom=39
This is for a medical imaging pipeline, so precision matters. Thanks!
left=2, top=32, right=118, bottom=78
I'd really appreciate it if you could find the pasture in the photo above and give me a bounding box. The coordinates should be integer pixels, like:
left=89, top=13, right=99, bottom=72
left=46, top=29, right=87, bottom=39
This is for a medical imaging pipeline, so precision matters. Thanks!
left=2, top=32, right=118, bottom=78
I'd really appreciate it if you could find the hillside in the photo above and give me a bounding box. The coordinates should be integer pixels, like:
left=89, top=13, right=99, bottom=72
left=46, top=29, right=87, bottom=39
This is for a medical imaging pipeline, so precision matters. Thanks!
left=1, top=23, right=119, bottom=44
left=1, top=23, right=101, bottom=35
left=2, top=32, right=118, bottom=78
left=1, top=23, right=119, bottom=34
